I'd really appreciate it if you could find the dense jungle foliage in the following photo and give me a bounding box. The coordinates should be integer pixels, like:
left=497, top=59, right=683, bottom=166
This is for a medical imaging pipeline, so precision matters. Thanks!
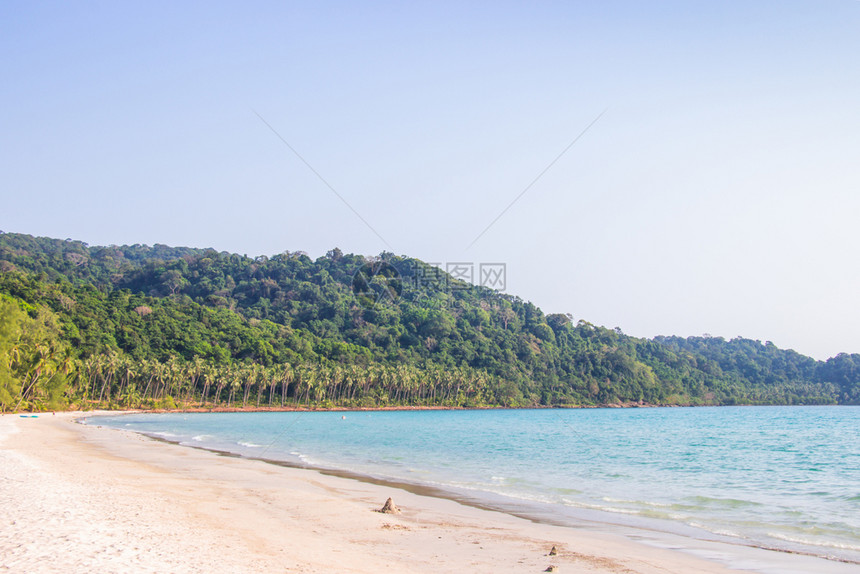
left=1, top=232, right=858, bottom=412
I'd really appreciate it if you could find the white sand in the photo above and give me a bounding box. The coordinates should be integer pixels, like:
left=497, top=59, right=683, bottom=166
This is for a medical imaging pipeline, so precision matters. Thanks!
left=1, top=412, right=855, bottom=574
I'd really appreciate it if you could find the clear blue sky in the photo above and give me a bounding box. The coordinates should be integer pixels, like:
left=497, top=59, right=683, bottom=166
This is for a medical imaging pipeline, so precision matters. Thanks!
left=2, top=1, right=858, bottom=360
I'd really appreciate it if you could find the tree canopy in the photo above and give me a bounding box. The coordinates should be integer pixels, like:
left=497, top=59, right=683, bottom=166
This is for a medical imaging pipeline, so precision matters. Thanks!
left=1, top=231, right=857, bottom=412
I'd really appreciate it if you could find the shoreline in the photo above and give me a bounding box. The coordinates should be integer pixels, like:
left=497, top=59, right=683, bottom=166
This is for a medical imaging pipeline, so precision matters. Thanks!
left=139, top=433, right=860, bottom=566
left=86, top=411, right=860, bottom=569
left=2, top=412, right=856, bottom=573
left=21, top=400, right=854, bottom=419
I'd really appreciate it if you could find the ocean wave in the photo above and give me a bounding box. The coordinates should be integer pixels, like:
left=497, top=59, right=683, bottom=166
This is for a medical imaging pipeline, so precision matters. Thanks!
left=687, top=521, right=744, bottom=539
left=684, top=495, right=761, bottom=508
left=238, top=441, right=262, bottom=448
left=766, top=531, right=860, bottom=552
left=290, top=450, right=314, bottom=464
left=562, top=499, right=640, bottom=515
left=601, top=496, right=673, bottom=507
left=601, top=496, right=631, bottom=503
left=438, top=481, right=556, bottom=505
left=699, top=526, right=743, bottom=538
left=550, top=487, right=583, bottom=496
left=595, top=506, right=640, bottom=515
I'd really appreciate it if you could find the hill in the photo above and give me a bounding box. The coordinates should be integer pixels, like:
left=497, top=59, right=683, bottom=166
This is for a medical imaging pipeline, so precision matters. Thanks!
left=1, top=231, right=858, bottom=411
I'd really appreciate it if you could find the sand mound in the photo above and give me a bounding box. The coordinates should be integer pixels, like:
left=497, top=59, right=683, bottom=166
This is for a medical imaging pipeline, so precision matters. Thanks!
left=378, top=497, right=401, bottom=514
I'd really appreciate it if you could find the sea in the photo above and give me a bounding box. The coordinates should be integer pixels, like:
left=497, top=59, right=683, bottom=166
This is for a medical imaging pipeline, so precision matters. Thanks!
left=90, top=406, right=860, bottom=566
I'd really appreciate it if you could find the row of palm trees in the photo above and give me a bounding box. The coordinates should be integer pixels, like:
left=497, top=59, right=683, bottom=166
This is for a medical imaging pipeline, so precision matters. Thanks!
left=66, top=353, right=526, bottom=410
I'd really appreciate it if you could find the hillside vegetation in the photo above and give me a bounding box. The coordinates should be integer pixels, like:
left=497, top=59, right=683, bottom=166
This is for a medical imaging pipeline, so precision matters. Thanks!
left=1, top=232, right=858, bottom=412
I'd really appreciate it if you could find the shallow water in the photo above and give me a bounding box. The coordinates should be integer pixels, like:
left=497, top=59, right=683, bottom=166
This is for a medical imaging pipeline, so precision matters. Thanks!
left=93, top=406, right=860, bottom=563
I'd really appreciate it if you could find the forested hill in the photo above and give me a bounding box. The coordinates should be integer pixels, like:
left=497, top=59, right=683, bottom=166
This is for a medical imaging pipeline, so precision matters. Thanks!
left=1, top=231, right=858, bottom=412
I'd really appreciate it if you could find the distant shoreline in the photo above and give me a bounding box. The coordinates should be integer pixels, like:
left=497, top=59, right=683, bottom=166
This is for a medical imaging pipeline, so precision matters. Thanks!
left=13, top=400, right=853, bottom=417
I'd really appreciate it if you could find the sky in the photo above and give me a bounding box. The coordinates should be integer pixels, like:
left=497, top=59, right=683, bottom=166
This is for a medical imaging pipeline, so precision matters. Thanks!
left=1, top=1, right=858, bottom=360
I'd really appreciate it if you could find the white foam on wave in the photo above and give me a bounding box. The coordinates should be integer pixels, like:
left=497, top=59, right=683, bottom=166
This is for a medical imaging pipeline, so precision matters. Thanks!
left=562, top=499, right=643, bottom=516
left=686, top=521, right=743, bottom=538
left=598, top=506, right=639, bottom=515
left=601, top=496, right=677, bottom=509
left=192, top=435, right=212, bottom=442
left=767, top=531, right=860, bottom=552
left=238, top=441, right=262, bottom=448
left=290, top=450, right=314, bottom=464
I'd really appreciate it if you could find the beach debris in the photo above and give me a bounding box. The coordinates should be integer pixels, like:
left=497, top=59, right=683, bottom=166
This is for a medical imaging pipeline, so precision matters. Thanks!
left=548, top=545, right=558, bottom=556
left=544, top=566, right=558, bottom=573
left=378, top=497, right=401, bottom=514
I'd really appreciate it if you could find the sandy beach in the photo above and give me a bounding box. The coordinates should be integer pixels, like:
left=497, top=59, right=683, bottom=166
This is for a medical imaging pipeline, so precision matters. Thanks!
left=1, top=413, right=855, bottom=574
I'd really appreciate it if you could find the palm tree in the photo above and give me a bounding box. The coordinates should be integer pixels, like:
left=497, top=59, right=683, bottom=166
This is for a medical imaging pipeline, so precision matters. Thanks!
left=256, top=370, right=268, bottom=408
left=239, top=364, right=258, bottom=408
left=140, top=358, right=157, bottom=402
left=279, top=363, right=293, bottom=406
left=117, top=359, right=136, bottom=406
left=212, top=365, right=227, bottom=406
left=228, top=375, right=242, bottom=407
left=97, top=352, right=119, bottom=405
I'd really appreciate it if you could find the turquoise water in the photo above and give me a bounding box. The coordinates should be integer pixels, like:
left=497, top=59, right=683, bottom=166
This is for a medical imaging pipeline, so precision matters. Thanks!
left=92, top=407, right=860, bottom=563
